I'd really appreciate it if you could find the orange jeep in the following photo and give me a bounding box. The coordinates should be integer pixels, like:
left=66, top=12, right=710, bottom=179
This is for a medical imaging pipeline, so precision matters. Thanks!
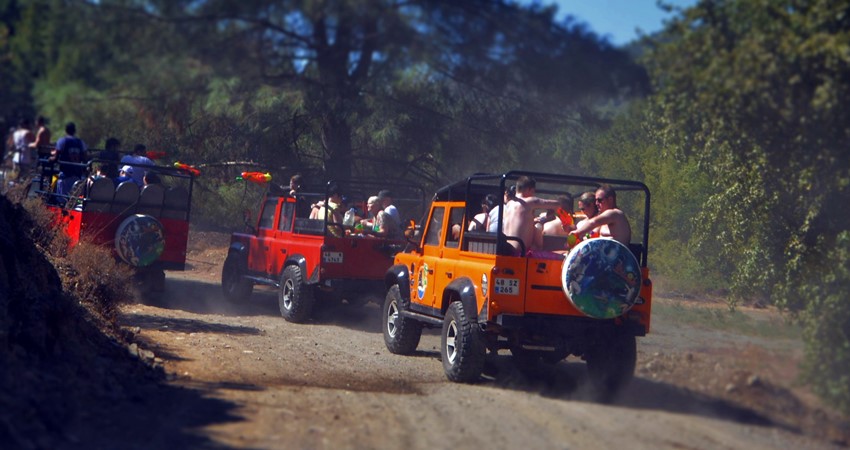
left=382, top=171, right=652, bottom=397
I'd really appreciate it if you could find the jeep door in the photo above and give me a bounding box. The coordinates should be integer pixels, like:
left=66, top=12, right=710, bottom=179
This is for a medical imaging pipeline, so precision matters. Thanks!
left=409, top=205, right=446, bottom=312
left=247, top=196, right=292, bottom=277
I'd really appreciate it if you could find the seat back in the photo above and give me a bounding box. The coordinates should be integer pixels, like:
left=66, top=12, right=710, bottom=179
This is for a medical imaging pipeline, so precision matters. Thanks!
left=111, top=181, right=139, bottom=214
left=138, top=183, right=165, bottom=216
left=85, top=177, right=115, bottom=212
left=161, top=186, right=190, bottom=220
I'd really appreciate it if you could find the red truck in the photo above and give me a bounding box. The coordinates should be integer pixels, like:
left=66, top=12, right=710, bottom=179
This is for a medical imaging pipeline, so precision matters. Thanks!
left=222, top=180, right=425, bottom=323
left=31, top=157, right=194, bottom=291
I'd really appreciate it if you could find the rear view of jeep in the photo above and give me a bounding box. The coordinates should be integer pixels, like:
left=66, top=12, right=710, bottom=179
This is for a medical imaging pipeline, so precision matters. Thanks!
left=382, top=171, right=652, bottom=398
left=222, top=180, right=425, bottom=323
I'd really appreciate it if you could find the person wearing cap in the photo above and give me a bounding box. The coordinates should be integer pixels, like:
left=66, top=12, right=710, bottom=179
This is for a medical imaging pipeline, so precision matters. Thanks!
left=120, top=143, right=154, bottom=186
left=378, top=189, right=401, bottom=231
left=116, top=165, right=135, bottom=185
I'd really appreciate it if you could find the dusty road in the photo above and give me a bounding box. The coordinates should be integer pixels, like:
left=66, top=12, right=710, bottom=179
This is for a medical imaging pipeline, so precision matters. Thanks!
left=116, top=252, right=845, bottom=450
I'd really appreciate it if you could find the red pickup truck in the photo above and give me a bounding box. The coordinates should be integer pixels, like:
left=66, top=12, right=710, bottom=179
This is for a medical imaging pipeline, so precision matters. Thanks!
left=222, top=180, right=425, bottom=323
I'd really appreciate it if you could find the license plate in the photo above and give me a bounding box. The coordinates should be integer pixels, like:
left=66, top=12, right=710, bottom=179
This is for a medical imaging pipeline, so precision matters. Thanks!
left=323, top=251, right=343, bottom=263
left=494, top=278, right=519, bottom=295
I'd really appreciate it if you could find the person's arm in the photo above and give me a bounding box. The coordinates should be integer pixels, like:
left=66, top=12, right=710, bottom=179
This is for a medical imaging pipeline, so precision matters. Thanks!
left=570, top=210, right=614, bottom=236
left=528, top=197, right=562, bottom=208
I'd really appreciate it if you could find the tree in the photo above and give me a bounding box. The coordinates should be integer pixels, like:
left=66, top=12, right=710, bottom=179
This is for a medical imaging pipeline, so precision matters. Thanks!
left=103, top=0, right=647, bottom=182
left=644, top=0, right=850, bottom=413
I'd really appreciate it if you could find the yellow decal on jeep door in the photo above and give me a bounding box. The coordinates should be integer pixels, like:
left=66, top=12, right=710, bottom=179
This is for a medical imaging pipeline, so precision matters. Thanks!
left=417, top=263, right=429, bottom=300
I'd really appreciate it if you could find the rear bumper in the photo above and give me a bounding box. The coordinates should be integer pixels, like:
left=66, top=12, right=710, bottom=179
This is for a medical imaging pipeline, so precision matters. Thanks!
left=492, top=313, right=646, bottom=337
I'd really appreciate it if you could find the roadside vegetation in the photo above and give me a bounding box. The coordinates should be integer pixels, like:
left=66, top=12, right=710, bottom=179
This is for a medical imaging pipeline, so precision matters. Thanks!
left=2, top=0, right=847, bottom=415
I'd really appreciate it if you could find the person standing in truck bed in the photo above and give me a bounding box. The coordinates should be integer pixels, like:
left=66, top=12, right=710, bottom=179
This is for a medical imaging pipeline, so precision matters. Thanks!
left=502, top=176, right=561, bottom=255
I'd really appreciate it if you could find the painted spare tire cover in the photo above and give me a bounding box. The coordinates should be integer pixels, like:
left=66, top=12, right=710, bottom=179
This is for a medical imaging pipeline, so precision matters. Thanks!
left=561, top=238, right=641, bottom=319
left=115, top=214, right=165, bottom=267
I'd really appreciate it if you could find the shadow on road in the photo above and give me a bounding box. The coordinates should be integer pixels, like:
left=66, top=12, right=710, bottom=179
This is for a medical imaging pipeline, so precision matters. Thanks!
left=480, top=355, right=794, bottom=433
left=147, top=274, right=387, bottom=334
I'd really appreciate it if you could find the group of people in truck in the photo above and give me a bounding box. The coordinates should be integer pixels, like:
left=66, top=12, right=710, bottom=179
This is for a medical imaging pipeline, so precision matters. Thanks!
left=290, top=173, right=403, bottom=240
left=473, top=176, right=632, bottom=256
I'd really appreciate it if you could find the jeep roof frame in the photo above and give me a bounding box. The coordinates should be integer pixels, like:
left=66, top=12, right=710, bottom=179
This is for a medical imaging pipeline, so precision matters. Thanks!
left=433, top=170, right=651, bottom=266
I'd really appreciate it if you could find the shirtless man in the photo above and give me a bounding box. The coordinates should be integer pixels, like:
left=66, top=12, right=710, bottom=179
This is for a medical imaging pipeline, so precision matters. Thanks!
left=570, top=184, right=631, bottom=244
left=502, top=176, right=561, bottom=255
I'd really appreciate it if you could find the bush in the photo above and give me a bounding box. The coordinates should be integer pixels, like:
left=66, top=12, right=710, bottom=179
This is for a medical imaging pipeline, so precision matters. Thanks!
left=18, top=191, right=134, bottom=323
left=796, top=232, right=850, bottom=416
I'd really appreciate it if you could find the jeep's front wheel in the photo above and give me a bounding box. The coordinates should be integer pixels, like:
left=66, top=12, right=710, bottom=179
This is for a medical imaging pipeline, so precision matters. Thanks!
left=279, top=265, right=315, bottom=323
left=222, top=253, right=253, bottom=302
left=585, top=331, right=636, bottom=402
left=382, top=285, right=422, bottom=354
left=441, top=301, right=486, bottom=383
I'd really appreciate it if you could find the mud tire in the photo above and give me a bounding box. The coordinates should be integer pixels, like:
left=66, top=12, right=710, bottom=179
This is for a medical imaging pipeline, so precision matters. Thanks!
left=221, top=253, right=253, bottom=303
left=585, top=331, right=636, bottom=402
left=382, top=285, right=422, bottom=354
left=278, top=265, right=315, bottom=323
left=441, top=301, right=486, bottom=383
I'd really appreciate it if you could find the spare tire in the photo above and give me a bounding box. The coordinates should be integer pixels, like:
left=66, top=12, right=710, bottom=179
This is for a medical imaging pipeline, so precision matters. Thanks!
left=115, top=214, right=165, bottom=267
left=561, top=238, right=641, bottom=319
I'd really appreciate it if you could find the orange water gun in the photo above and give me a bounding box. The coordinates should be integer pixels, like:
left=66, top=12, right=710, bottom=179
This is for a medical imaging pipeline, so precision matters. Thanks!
left=146, top=150, right=167, bottom=160
left=174, top=161, right=201, bottom=177
left=237, top=171, right=272, bottom=184
left=556, top=208, right=574, bottom=229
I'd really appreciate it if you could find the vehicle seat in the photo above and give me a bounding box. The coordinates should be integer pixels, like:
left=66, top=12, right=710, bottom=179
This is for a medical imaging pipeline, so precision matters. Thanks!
left=161, top=186, right=190, bottom=220
left=111, top=181, right=140, bottom=214
left=85, top=178, right=115, bottom=212
left=138, top=183, right=165, bottom=216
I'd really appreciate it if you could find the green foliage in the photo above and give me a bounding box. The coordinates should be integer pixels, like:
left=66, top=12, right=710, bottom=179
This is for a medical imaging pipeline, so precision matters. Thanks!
left=646, top=0, right=850, bottom=414
left=583, top=102, right=722, bottom=294
left=192, top=180, right=267, bottom=230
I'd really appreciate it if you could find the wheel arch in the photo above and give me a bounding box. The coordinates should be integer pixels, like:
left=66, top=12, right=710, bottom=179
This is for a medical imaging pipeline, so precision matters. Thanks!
left=385, top=264, right=411, bottom=305
left=282, top=254, right=312, bottom=280
left=227, top=241, right=248, bottom=258
left=440, top=277, right=479, bottom=322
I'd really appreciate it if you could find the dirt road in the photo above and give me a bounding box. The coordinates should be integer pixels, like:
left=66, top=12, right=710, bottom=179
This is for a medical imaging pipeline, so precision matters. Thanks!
left=116, top=247, right=845, bottom=450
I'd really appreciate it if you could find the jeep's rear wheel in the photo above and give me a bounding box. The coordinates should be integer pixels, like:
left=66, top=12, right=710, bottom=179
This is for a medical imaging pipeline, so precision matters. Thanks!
left=222, top=254, right=253, bottom=302
left=382, top=285, right=422, bottom=354
left=585, top=331, right=636, bottom=402
left=441, top=301, right=486, bottom=383
left=279, top=265, right=315, bottom=323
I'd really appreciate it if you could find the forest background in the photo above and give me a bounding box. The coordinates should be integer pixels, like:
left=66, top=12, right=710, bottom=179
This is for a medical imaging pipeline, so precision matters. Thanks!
left=1, top=0, right=848, bottom=415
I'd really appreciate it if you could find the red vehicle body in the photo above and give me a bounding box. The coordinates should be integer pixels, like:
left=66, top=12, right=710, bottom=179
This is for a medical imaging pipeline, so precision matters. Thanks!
left=222, top=180, right=425, bottom=323
left=32, top=158, right=194, bottom=289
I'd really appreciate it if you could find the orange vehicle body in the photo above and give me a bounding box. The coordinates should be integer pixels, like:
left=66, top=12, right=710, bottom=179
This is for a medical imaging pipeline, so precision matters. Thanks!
left=382, top=171, right=652, bottom=394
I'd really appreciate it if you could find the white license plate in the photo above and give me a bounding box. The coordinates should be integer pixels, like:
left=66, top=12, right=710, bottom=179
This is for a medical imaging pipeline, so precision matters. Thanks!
left=323, top=251, right=344, bottom=263
left=494, top=278, right=519, bottom=295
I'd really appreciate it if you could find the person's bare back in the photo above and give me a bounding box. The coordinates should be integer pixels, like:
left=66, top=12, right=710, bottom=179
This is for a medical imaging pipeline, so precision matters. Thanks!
left=502, top=177, right=561, bottom=254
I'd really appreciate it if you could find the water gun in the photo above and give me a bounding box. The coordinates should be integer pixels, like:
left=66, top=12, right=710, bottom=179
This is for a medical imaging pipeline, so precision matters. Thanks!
left=146, top=150, right=167, bottom=160
left=567, top=233, right=581, bottom=249
left=237, top=171, right=272, bottom=184
left=174, top=161, right=201, bottom=177
left=556, top=208, right=574, bottom=230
